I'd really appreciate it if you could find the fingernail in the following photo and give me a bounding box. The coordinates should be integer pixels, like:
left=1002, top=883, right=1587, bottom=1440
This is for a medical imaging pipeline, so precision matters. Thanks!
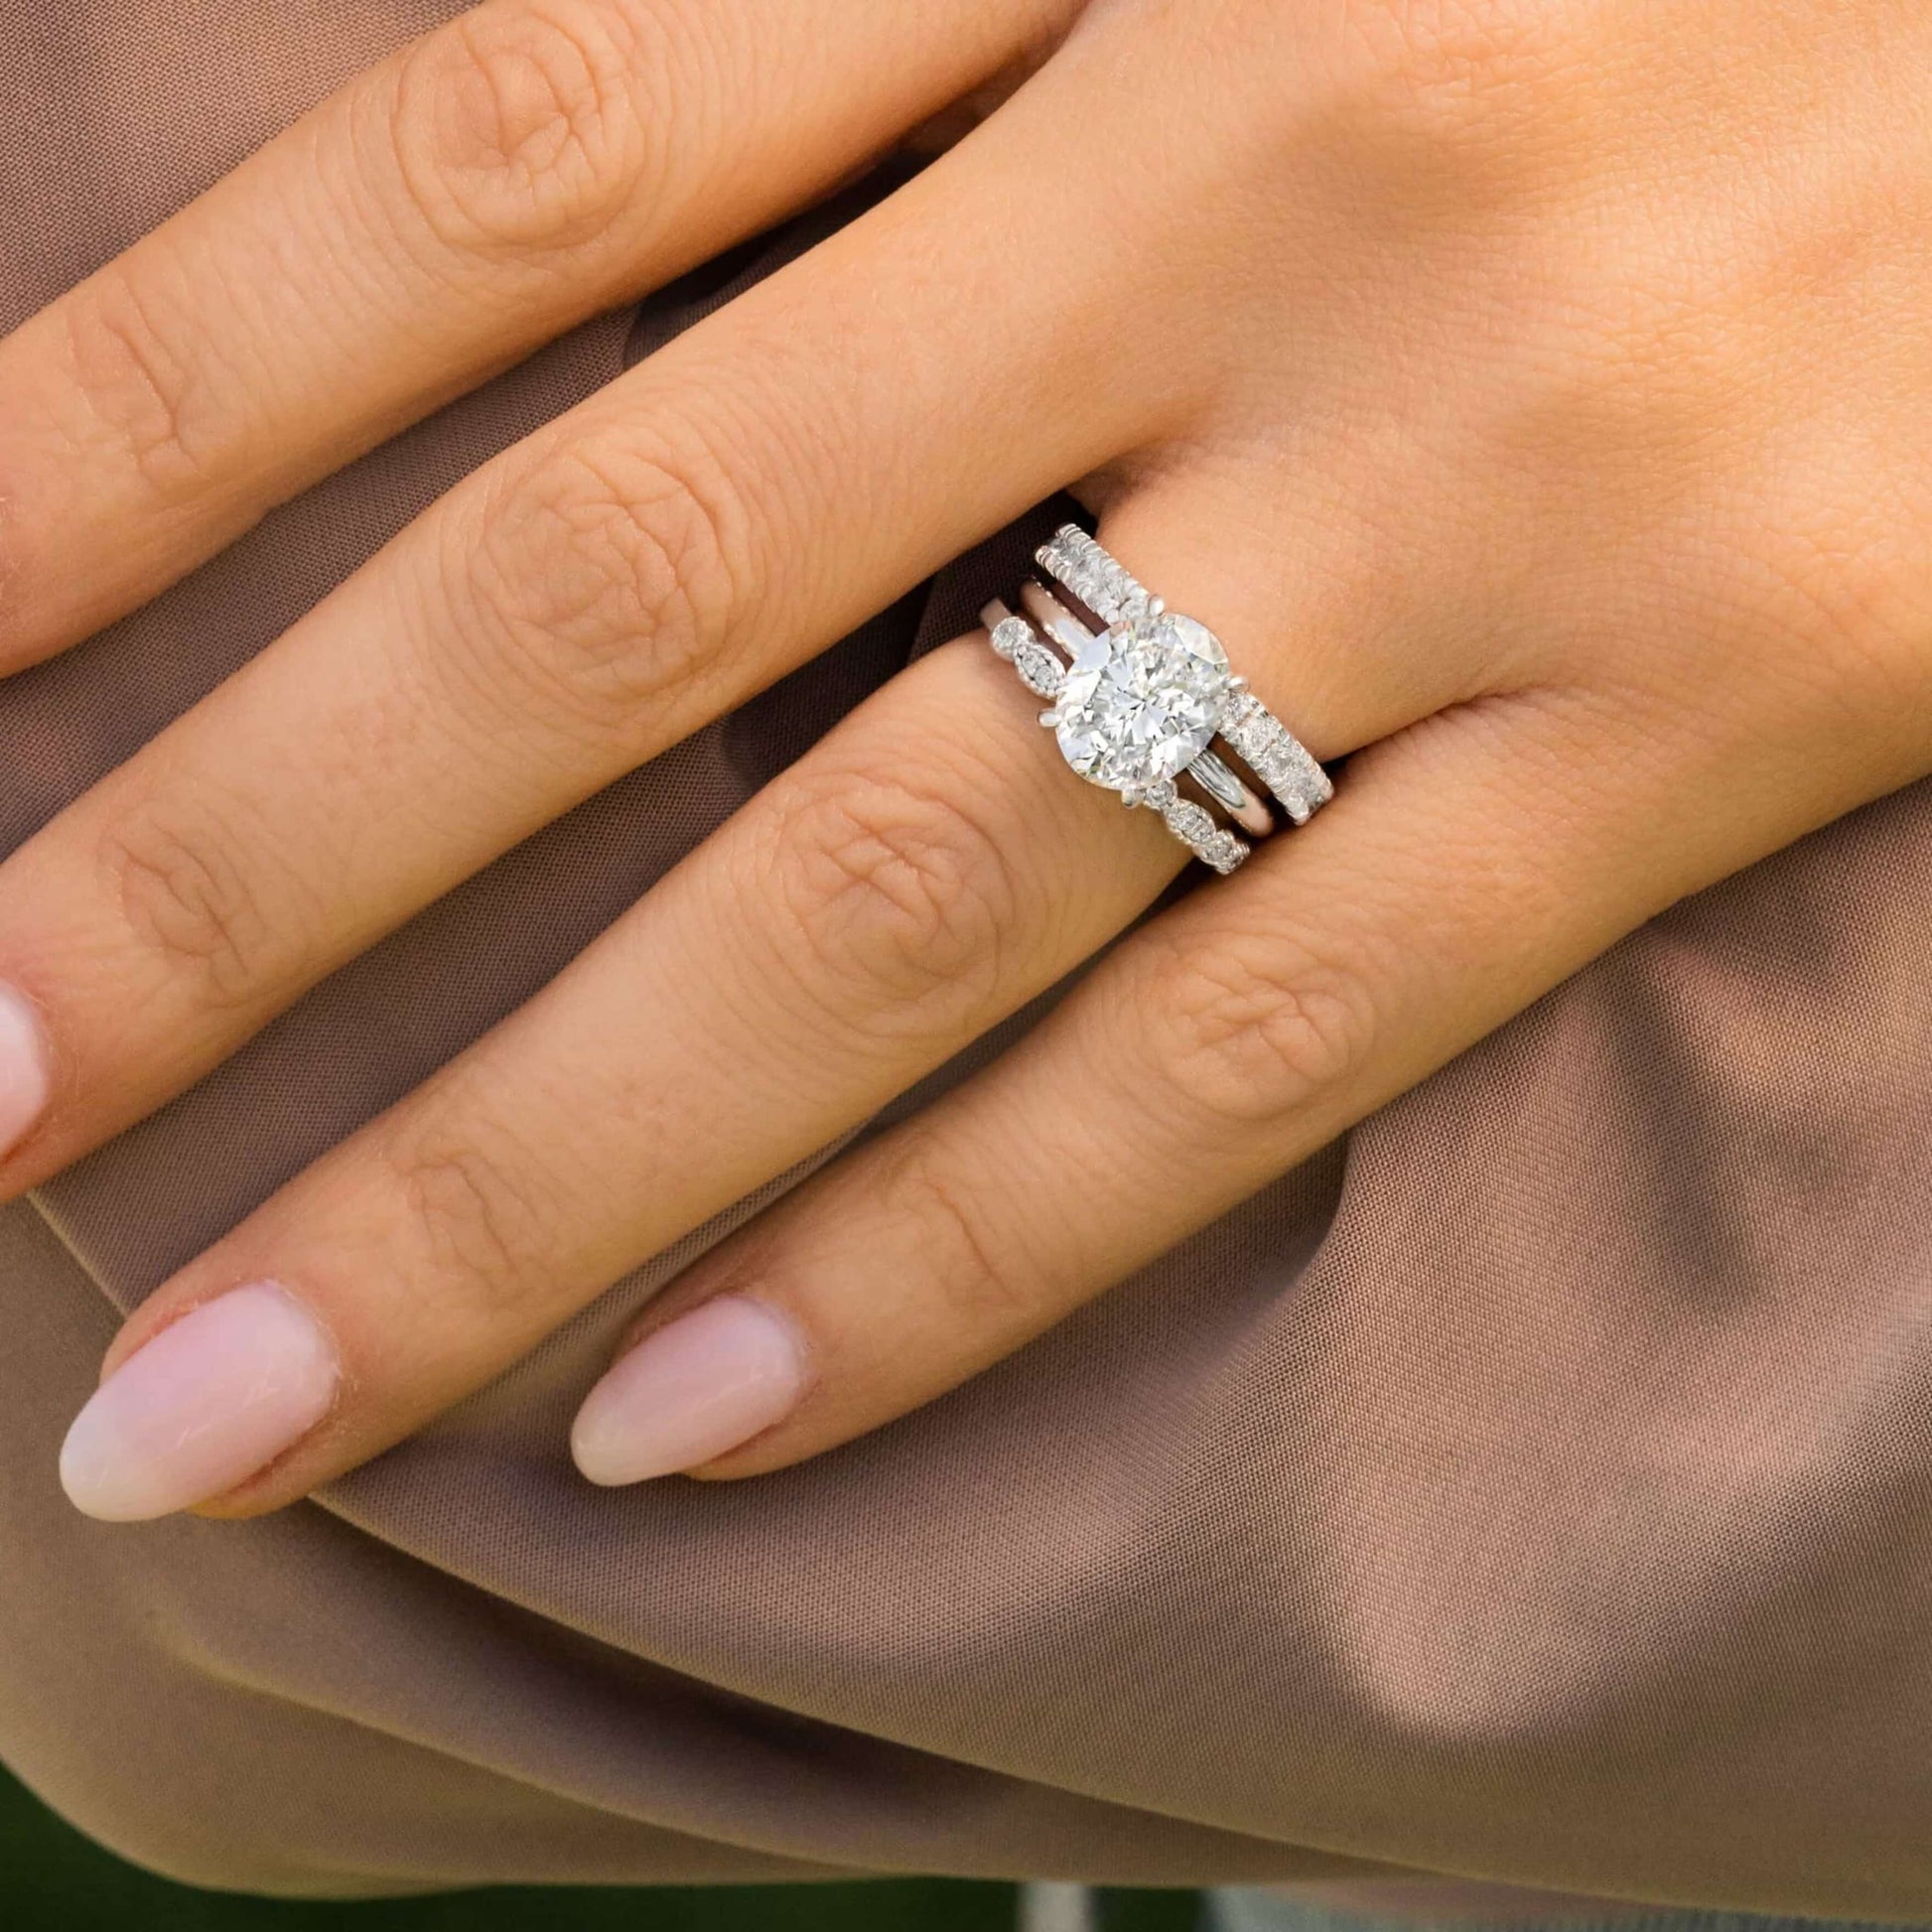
left=60, top=1283, right=339, bottom=1522
left=571, top=1296, right=809, bottom=1486
left=0, top=983, right=51, bottom=1159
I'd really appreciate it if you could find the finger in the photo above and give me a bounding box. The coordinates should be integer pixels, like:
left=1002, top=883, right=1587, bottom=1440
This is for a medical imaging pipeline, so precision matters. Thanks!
left=0, top=87, right=1179, bottom=1196
left=569, top=681, right=1694, bottom=1482
left=55, top=634, right=1190, bottom=1522
left=0, top=0, right=1073, bottom=667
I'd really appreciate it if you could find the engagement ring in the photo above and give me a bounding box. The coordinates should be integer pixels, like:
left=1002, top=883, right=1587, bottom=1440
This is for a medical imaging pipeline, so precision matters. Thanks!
left=982, top=525, right=1332, bottom=874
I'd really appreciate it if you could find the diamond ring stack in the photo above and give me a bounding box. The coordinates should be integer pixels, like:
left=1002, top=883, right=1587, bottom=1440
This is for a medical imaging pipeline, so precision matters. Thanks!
left=982, top=524, right=1332, bottom=874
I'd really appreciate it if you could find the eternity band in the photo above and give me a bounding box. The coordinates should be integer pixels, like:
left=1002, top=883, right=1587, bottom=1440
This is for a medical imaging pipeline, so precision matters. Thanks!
left=982, top=524, right=1333, bottom=874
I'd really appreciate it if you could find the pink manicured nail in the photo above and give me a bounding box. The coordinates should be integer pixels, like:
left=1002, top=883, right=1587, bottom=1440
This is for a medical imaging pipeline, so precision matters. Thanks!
left=571, top=1296, right=809, bottom=1486
left=60, top=1283, right=339, bottom=1522
left=0, top=983, right=51, bottom=1159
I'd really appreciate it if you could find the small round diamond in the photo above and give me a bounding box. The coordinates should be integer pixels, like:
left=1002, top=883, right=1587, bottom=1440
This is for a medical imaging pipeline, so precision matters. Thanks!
left=1052, top=613, right=1230, bottom=792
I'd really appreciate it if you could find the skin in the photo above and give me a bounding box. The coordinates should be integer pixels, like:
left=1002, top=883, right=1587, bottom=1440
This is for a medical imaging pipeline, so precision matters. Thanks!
left=3, top=0, right=1931, bottom=1511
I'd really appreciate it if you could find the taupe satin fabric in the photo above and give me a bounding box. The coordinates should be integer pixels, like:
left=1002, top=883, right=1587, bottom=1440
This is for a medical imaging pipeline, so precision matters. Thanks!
left=4, top=0, right=1931, bottom=1913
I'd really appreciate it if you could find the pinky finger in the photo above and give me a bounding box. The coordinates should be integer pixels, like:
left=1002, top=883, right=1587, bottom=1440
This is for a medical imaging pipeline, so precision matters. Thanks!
left=570, top=685, right=1676, bottom=1486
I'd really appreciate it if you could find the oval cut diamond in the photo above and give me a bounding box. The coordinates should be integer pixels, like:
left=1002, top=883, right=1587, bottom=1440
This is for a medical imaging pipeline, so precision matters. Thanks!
left=1053, top=612, right=1230, bottom=792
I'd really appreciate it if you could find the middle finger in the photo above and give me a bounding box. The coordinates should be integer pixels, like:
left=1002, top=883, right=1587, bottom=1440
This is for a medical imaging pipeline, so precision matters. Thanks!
left=58, top=634, right=1186, bottom=1519
left=0, top=105, right=1153, bottom=1192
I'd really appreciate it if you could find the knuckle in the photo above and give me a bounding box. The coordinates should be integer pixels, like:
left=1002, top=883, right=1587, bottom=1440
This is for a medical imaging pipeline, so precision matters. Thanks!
left=456, top=430, right=744, bottom=733
left=1729, top=496, right=1932, bottom=714
left=98, top=801, right=297, bottom=1010
left=1139, top=930, right=1380, bottom=1127
left=770, top=766, right=1020, bottom=1036
left=378, top=1112, right=551, bottom=1311
left=388, top=1, right=664, bottom=257
left=1342, top=0, right=1571, bottom=156
left=60, top=271, right=244, bottom=490
left=880, top=1139, right=1036, bottom=1335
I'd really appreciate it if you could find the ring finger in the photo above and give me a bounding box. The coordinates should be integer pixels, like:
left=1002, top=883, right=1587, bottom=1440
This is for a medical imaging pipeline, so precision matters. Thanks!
left=567, top=556, right=1673, bottom=1486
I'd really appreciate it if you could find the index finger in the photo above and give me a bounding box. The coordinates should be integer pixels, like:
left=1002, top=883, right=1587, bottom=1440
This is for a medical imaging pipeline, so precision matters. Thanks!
left=0, top=0, right=1070, bottom=668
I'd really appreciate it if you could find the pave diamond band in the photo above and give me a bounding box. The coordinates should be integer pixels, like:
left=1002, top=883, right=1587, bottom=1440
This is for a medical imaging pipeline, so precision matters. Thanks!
left=1217, top=690, right=1333, bottom=826
left=982, top=525, right=1333, bottom=874
left=1035, top=524, right=1150, bottom=629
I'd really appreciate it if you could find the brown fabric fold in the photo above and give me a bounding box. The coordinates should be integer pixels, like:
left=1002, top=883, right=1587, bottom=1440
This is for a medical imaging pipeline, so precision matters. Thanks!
left=3, top=1, right=1930, bottom=1913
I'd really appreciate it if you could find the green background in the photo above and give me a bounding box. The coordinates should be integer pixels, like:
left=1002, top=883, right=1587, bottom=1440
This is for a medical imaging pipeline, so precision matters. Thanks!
left=0, top=1764, right=1201, bottom=1931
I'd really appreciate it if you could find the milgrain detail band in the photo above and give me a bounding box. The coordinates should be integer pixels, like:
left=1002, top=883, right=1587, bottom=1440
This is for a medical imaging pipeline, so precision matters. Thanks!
left=990, top=610, right=1066, bottom=702
left=982, top=525, right=1334, bottom=875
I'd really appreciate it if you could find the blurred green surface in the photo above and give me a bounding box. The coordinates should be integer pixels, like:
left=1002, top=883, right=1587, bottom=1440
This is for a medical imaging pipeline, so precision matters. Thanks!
left=0, top=1763, right=1200, bottom=1931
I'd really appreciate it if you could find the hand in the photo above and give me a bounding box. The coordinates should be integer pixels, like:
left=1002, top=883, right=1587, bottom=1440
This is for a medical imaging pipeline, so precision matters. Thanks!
left=10, top=0, right=1930, bottom=1519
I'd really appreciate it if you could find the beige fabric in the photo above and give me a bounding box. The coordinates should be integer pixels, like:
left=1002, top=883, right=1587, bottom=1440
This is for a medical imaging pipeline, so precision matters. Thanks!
left=4, top=1, right=1931, bottom=1912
